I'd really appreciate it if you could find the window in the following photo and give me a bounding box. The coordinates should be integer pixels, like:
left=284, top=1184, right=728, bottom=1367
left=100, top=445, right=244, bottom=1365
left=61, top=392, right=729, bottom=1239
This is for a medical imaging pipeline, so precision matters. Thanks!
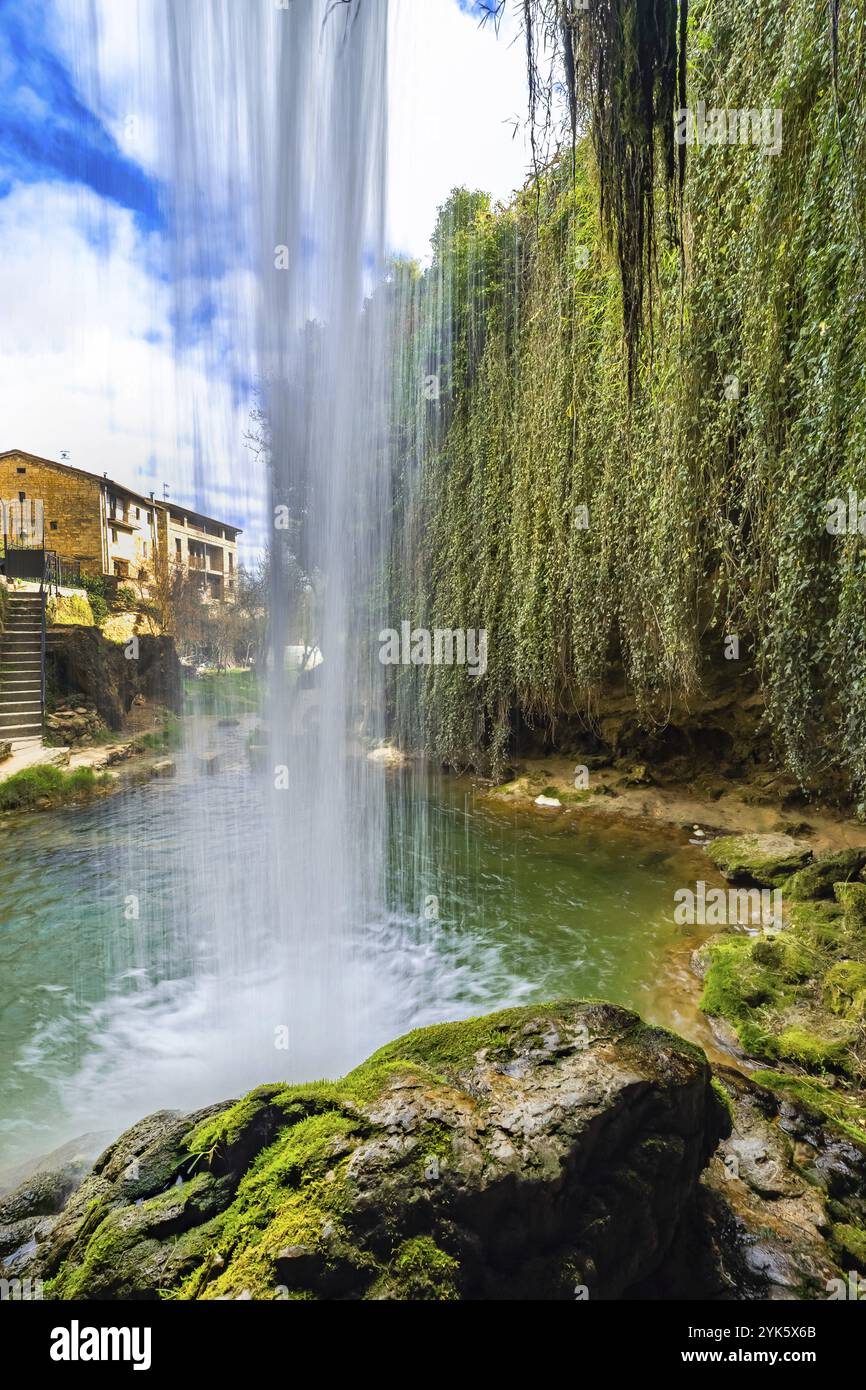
left=228, top=553, right=234, bottom=573
left=175, top=537, right=182, bottom=555
left=146, top=510, right=152, bottom=523
left=16, top=466, right=25, bottom=474
left=50, top=520, right=58, bottom=531
left=113, top=559, right=129, bottom=577
left=111, top=527, right=118, bottom=543
left=135, top=507, right=140, bottom=520
left=142, top=542, right=148, bottom=559
left=18, top=491, right=25, bottom=503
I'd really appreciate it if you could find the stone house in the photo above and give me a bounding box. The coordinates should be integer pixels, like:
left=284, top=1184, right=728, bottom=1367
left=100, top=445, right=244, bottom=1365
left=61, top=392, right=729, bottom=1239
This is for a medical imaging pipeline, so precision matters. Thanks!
left=0, top=448, right=241, bottom=596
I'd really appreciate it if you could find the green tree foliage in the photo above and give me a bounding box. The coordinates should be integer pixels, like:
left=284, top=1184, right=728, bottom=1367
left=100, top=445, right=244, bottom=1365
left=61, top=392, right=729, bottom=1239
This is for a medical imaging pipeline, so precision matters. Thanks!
left=388, top=0, right=866, bottom=790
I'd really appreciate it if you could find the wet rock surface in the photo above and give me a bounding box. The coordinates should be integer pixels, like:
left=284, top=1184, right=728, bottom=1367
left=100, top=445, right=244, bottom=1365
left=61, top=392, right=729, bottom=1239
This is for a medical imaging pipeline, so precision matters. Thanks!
left=3, top=1002, right=724, bottom=1301
left=642, top=1068, right=865, bottom=1300
left=4, top=1002, right=863, bottom=1301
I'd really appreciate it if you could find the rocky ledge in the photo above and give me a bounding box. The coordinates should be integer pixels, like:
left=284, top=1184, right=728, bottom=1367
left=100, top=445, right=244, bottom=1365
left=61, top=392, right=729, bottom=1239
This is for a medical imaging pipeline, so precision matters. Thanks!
left=2, top=999, right=864, bottom=1301
left=4, top=1002, right=722, bottom=1300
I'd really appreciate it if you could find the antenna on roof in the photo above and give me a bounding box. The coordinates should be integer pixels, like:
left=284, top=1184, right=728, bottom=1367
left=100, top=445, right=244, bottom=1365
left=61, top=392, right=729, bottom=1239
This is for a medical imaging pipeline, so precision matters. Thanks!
left=60, top=450, right=70, bottom=460
left=162, top=482, right=170, bottom=501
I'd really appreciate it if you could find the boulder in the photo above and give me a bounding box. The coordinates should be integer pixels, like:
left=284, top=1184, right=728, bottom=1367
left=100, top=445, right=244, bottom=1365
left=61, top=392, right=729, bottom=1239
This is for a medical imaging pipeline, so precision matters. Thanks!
left=707, top=833, right=812, bottom=887
left=6, top=1002, right=725, bottom=1301
left=45, top=626, right=182, bottom=730
left=786, top=848, right=866, bottom=901
left=643, top=1068, right=855, bottom=1300
left=150, top=760, right=176, bottom=779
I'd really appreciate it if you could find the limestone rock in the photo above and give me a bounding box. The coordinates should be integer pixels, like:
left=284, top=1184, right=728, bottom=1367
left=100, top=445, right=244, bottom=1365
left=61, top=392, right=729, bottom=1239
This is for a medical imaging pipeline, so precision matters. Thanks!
left=786, top=848, right=866, bottom=901
left=707, top=833, right=812, bottom=887
left=5, top=1002, right=724, bottom=1301
left=642, top=1068, right=860, bottom=1300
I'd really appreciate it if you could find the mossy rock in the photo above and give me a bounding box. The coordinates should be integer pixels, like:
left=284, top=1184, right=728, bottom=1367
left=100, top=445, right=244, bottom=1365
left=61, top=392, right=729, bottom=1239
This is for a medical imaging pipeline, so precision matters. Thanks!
left=700, top=933, right=857, bottom=1076
left=707, top=834, right=812, bottom=887
left=12, top=1001, right=724, bottom=1302
left=752, top=1071, right=866, bottom=1148
left=834, top=881, right=866, bottom=933
left=823, top=960, right=866, bottom=1021
left=830, top=1224, right=866, bottom=1273
left=785, top=849, right=866, bottom=901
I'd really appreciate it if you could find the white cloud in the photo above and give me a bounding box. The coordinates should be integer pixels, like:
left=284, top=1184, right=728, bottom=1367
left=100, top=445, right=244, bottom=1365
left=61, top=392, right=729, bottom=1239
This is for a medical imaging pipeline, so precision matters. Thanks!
left=0, top=182, right=266, bottom=555
left=388, top=0, right=529, bottom=259
left=1, top=0, right=528, bottom=557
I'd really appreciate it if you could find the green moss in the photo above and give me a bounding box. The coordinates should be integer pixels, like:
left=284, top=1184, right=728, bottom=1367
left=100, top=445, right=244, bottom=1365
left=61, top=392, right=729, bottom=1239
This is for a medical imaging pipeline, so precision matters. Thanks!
left=383, top=1236, right=460, bottom=1301
left=700, top=931, right=858, bottom=1076
left=710, top=1075, right=735, bottom=1124
left=54, top=1173, right=219, bottom=1299
left=0, top=764, right=112, bottom=813
left=823, top=960, right=866, bottom=1021
left=773, top=1026, right=852, bottom=1073
left=706, top=835, right=811, bottom=887
left=751, top=1071, right=866, bottom=1148
left=786, top=850, right=866, bottom=901
left=46, top=592, right=95, bottom=626
left=189, top=1110, right=363, bottom=1301
left=834, top=882, right=866, bottom=933
left=830, top=1224, right=866, bottom=1273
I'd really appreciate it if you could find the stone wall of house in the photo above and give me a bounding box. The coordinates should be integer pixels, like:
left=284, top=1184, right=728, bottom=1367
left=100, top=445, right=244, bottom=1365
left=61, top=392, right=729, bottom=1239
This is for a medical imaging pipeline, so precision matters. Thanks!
left=0, top=451, right=104, bottom=574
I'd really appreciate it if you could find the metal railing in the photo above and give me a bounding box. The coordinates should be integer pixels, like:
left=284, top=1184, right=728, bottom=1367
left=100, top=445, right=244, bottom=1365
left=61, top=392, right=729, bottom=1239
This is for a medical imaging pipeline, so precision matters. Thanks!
left=44, top=553, right=81, bottom=592
left=40, top=554, right=47, bottom=715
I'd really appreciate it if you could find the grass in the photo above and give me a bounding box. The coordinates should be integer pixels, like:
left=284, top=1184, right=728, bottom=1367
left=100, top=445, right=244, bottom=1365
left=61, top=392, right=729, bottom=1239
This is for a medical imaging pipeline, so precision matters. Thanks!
left=133, top=712, right=184, bottom=754
left=0, top=764, right=112, bottom=812
left=184, top=670, right=261, bottom=717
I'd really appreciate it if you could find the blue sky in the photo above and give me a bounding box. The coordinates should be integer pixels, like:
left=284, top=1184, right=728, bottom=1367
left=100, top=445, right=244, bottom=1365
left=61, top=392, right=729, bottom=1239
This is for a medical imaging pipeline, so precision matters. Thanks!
left=0, top=0, right=160, bottom=228
left=0, top=0, right=527, bottom=559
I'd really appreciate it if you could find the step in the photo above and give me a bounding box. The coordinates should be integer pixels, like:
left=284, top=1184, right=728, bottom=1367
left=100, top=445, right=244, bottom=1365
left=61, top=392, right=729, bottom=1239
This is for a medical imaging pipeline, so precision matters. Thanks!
left=0, top=724, right=43, bottom=739
left=0, top=705, right=42, bottom=719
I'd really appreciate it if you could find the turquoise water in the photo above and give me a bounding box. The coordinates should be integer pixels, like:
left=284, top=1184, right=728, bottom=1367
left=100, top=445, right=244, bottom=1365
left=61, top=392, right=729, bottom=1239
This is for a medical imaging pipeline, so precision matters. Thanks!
left=0, top=745, right=715, bottom=1170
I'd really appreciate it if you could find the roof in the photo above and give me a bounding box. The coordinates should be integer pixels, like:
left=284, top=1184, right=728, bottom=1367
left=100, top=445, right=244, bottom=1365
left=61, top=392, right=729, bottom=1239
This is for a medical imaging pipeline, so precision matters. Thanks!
left=0, top=449, right=242, bottom=535
left=165, top=503, right=242, bottom=537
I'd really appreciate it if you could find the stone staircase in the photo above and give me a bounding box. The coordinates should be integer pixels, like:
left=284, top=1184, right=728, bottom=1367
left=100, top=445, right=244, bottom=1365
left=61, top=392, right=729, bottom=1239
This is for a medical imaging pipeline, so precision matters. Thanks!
left=0, top=592, right=44, bottom=743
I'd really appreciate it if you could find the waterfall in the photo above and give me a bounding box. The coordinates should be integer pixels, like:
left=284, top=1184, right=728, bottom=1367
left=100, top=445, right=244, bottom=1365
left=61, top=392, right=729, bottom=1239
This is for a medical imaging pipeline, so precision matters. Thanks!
left=147, top=0, right=397, bottom=1080
left=0, top=2, right=518, bottom=1169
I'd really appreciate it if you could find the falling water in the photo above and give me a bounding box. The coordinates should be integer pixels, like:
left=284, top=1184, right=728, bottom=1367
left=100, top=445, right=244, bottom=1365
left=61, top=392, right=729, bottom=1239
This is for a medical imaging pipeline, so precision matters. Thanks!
left=148, top=0, right=399, bottom=1077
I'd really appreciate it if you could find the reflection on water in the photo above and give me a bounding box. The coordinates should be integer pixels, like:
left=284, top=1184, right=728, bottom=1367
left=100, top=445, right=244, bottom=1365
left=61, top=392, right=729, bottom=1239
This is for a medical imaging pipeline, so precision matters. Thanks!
left=0, top=726, right=716, bottom=1169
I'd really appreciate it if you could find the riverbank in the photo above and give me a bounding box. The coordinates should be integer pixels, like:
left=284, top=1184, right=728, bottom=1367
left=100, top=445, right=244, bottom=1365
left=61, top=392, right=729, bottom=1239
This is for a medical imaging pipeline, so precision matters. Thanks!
left=478, top=755, right=866, bottom=856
